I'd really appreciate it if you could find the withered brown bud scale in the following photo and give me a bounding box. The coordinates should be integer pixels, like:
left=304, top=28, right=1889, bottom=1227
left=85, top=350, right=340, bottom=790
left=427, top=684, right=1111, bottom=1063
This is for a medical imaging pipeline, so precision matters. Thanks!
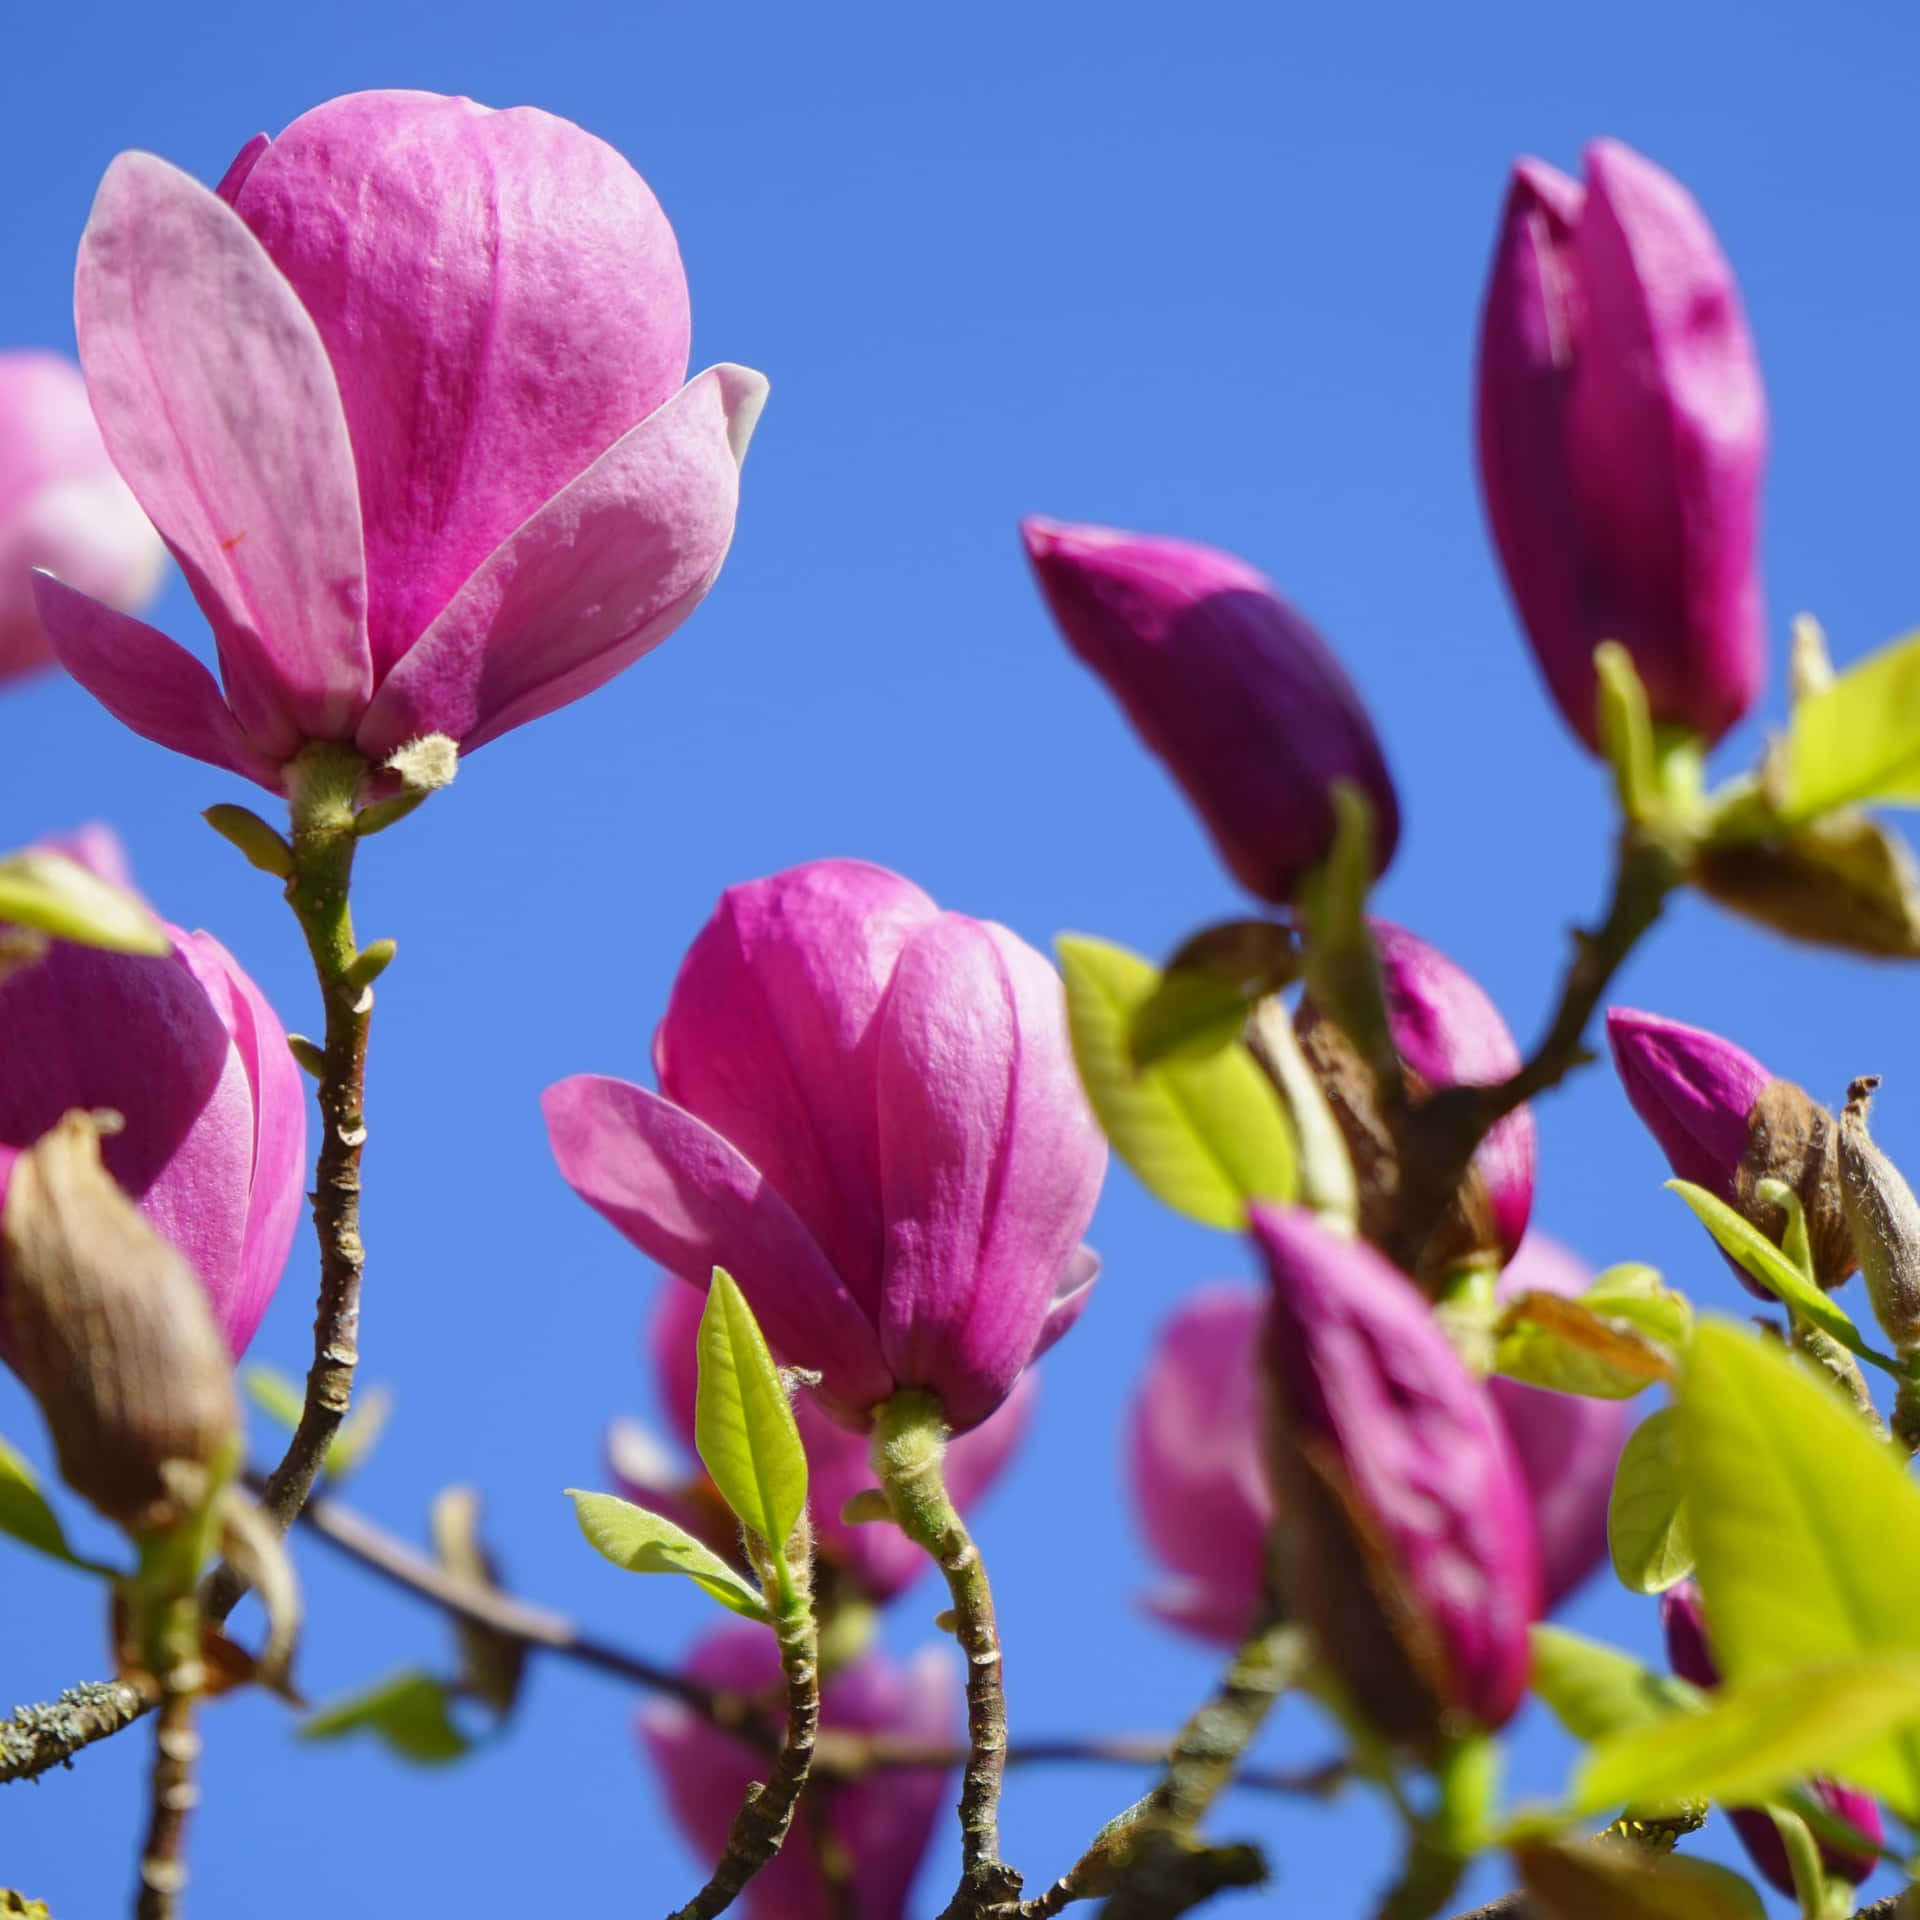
left=1838, top=1077, right=1920, bottom=1355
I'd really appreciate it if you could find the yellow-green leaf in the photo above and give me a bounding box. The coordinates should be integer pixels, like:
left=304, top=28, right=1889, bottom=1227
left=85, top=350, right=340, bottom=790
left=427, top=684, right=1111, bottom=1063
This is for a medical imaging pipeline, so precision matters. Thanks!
left=1493, top=1289, right=1678, bottom=1399
left=1529, top=1625, right=1703, bottom=1743
left=0, top=850, right=168, bottom=953
left=1784, top=626, right=1920, bottom=821
left=1516, top=1837, right=1765, bottom=1920
left=1057, top=934, right=1296, bottom=1230
left=694, top=1268, right=807, bottom=1556
left=567, top=1489, right=767, bottom=1622
left=1608, top=1409, right=1694, bottom=1594
left=1572, top=1651, right=1920, bottom=1816
left=0, top=1435, right=102, bottom=1572
left=300, top=1668, right=471, bottom=1765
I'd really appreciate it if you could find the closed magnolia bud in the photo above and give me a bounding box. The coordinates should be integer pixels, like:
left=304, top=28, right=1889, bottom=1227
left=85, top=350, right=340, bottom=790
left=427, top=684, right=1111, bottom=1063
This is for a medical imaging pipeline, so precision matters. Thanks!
left=1608, top=1008, right=1852, bottom=1295
left=2, top=1112, right=239, bottom=1533
left=1838, top=1077, right=1920, bottom=1354
left=1254, top=1205, right=1540, bottom=1745
left=1662, top=1582, right=1881, bottom=1891
left=1298, top=920, right=1535, bottom=1278
left=1476, top=141, right=1766, bottom=752
left=1021, top=518, right=1400, bottom=905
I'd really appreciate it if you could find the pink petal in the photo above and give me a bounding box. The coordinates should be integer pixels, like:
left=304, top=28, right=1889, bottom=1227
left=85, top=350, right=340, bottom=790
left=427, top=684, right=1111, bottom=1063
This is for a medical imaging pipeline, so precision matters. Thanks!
left=75, top=151, right=371, bottom=750
left=874, top=917, right=1107, bottom=1432
left=650, top=860, right=941, bottom=1324
left=542, top=1075, right=893, bottom=1418
left=1029, top=1244, right=1100, bottom=1364
left=32, top=576, right=285, bottom=788
left=357, top=364, right=765, bottom=757
left=231, top=91, right=692, bottom=675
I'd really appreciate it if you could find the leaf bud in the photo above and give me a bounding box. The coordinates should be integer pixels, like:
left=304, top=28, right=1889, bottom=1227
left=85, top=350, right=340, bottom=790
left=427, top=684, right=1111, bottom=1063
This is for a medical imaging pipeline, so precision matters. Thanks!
left=1838, top=1076, right=1920, bottom=1354
left=1, top=1112, right=240, bottom=1533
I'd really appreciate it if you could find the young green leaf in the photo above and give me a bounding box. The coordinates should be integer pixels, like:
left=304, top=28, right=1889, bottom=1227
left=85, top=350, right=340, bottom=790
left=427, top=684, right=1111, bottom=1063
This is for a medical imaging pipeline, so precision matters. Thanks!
left=1571, top=1651, right=1920, bottom=1817
left=1494, top=1291, right=1677, bottom=1399
left=566, top=1489, right=768, bottom=1622
left=1057, top=934, right=1297, bottom=1230
left=694, top=1268, right=807, bottom=1556
left=1665, top=1181, right=1891, bottom=1370
left=0, top=850, right=169, bottom=954
left=1515, top=1837, right=1765, bottom=1920
left=0, top=1435, right=99, bottom=1571
left=1679, top=1318, right=1920, bottom=1813
left=1608, top=1409, right=1694, bottom=1595
left=1783, top=627, right=1920, bottom=822
left=300, top=1668, right=471, bottom=1765
left=1529, top=1625, right=1703, bottom=1743
left=1582, top=1266, right=1694, bottom=1352
left=1127, top=967, right=1253, bottom=1066
left=242, top=1363, right=305, bottom=1432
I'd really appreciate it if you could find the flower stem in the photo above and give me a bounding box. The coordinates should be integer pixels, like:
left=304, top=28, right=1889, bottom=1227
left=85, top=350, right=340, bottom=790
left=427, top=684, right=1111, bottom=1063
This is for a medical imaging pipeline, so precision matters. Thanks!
left=872, top=1390, right=1020, bottom=1917
left=133, top=1592, right=203, bottom=1920
left=669, top=1536, right=820, bottom=1920
left=207, top=742, right=374, bottom=1620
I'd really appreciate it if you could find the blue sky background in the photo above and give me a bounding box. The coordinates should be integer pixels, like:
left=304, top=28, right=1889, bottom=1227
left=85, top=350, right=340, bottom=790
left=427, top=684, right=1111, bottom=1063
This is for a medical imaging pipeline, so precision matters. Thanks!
left=2, top=2, right=1916, bottom=1913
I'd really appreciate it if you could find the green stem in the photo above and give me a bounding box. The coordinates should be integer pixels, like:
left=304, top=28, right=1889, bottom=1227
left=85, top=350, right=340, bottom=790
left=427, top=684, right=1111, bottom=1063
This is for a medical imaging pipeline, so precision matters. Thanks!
left=208, top=742, right=374, bottom=1620
left=133, top=1592, right=203, bottom=1920
left=669, top=1539, right=820, bottom=1920
left=872, top=1391, right=1020, bottom=1918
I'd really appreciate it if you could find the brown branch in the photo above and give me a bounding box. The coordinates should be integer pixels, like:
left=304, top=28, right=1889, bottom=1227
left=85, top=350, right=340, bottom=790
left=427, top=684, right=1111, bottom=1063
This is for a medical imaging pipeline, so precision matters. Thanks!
left=0, top=1680, right=154, bottom=1784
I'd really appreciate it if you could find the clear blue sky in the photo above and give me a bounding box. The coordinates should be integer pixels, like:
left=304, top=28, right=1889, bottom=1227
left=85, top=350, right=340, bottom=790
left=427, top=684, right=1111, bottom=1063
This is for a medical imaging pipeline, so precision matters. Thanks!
left=3, top=2, right=1916, bottom=1913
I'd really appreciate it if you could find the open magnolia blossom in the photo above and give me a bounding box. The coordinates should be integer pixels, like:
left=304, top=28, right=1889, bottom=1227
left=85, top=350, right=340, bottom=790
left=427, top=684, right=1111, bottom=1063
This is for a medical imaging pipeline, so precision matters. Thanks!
left=0, top=828, right=304, bottom=1356
left=545, top=858, right=1106, bottom=1433
left=33, top=89, right=767, bottom=790
left=0, top=350, right=164, bottom=682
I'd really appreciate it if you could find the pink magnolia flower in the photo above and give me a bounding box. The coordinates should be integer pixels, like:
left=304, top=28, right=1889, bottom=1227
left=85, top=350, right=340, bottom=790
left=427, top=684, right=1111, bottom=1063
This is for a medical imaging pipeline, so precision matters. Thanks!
left=1129, top=1254, right=1616, bottom=1650
left=0, top=830, right=306, bottom=1354
left=35, top=90, right=766, bottom=791
left=1488, top=1237, right=1630, bottom=1610
left=1022, top=518, right=1399, bottom=904
left=611, top=1276, right=1036, bottom=1605
left=0, top=351, right=163, bottom=683
left=643, top=1625, right=954, bottom=1920
left=545, top=859, right=1106, bottom=1434
left=1476, top=141, right=1766, bottom=751
left=1663, top=1582, right=1882, bottom=1892
left=1255, top=1205, right=1540, bottom=1738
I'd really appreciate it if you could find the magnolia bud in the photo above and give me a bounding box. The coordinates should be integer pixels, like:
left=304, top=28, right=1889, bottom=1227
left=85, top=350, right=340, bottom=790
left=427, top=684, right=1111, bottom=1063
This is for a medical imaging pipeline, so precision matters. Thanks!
left=1, top=1112, right=239, bottom=1533
left=1838, top=1077, right=1920, bottom=1353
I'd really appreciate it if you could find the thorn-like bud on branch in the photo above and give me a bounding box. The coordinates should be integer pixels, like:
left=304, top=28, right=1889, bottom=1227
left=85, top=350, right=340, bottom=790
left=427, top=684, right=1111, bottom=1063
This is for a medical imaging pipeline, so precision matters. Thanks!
left=1, top=1112, right=239, bottom=1533
left=286, top=1034, right=327, bottom=1079
left=1838, top=1076, right=1920, bottom=1354
left=201, top=804, right=294, bottom=879
left=344, top=938, right=397, bottom=992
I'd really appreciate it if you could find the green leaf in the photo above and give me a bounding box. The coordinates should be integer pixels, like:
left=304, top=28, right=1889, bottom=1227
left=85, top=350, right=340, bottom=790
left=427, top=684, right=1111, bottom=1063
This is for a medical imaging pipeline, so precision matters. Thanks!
left=1679, top=1318, right=1920, bottom=1813
left=0, top=1435, right=91, bottom=1570
left=694, top=1268, right=807, bottom=1556
left=1665, top=1181, right=1892, bottom=1370
left=1595, top=641, right=1660, bottom=826
left=1608, top=1409, right=1694, bottom=1594
left=566, top=1489, right=768, bottom=1621
left=1127, top=968, right=1252, bottom=1066
left=1572, top=1651, right=1920, bottom=1816
left=1583, top=1265, right=1694, bottom=1352
left=1493, top=1286, right=1680, bottom=1399
left=1516, top=1838, right=1765, bottom=1920
left=1783, top=626, right=1920, bottom=821
left=300, top=1668, right=471, bottom=1765
left=1529, top=1625, right=1703, bottom=1743
left=243, top=1364, right=306, bottom=1432
left=0, top=850, right=170, bottom=954
left=1057, top=934, right=1297, bottom=1229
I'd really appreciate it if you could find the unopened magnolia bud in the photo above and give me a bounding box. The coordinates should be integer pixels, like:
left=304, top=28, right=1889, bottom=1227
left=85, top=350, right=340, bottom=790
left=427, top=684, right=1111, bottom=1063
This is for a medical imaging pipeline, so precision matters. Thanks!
left=1838, top=1077, right=1920, bottom=1353
left=1734, top=1080, right=1853, bottom=1290
left=1, top=1113, right=239, bottom=1532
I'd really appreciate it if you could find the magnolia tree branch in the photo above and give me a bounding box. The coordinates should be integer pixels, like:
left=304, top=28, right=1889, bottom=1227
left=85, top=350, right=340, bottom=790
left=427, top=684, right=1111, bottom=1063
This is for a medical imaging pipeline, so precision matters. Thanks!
left=0, top=1680, right=152, bottom=1784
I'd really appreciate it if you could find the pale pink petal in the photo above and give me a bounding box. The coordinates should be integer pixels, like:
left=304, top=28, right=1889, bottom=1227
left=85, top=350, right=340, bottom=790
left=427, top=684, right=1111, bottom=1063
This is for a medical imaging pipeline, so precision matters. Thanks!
left=231, top=91, right=692, bottom=672
left=542, top=1075, right=893, bottom=1418
left=356, top=366, right=765, bottom=757
left=1029, top=1245, right=1100, bottom=1364
left=75, top=151, right=370, bottom=748
left=32, top=576, right=284, bottom=788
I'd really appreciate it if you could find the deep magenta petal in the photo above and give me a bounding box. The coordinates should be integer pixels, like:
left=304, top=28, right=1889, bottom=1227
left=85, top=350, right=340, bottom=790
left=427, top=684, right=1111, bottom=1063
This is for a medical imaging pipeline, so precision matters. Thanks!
left=1607, top=1007, right=1769, bottom=1203
left=74, top=151, right=371, bottom=749
left=1023, top=517, right=1399, bottom=903
left=1127, top=1284, right=1271, bottom=1647
left=873, top=916, right=1106, bottom=1431
left=542, top=1074, right=893, bottom=1418
left=231, top=90, right=693, bottom=676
